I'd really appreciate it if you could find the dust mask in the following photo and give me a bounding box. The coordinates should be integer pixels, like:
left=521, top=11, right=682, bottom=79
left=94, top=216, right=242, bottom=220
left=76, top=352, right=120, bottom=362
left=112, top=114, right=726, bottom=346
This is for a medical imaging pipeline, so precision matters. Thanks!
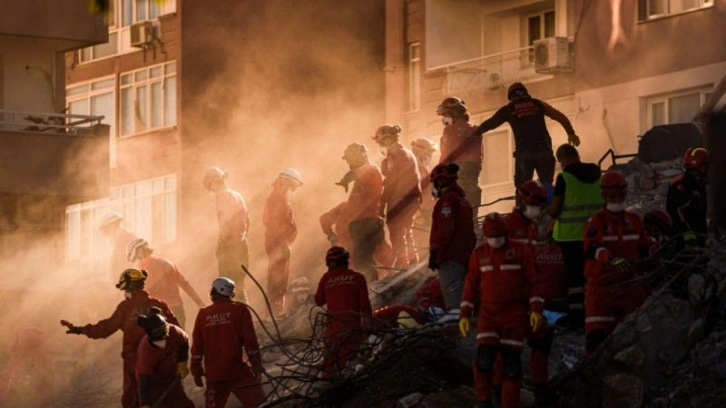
left=152, top=339, right=167, bottom=348
left=606, top=202, right=627, bottom=212
left=124, top=291, right=133, bottom=300
left=524, top=205, right=541, bottom=220
left=442, top=117, right=453, bottom=126
left=487, top=237, right=506, bottom=249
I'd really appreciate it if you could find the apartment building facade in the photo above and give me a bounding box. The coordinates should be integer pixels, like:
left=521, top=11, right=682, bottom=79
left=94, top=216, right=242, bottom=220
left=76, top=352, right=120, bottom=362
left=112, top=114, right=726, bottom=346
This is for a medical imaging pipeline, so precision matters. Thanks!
left=385, top=0, right=725, bottom=213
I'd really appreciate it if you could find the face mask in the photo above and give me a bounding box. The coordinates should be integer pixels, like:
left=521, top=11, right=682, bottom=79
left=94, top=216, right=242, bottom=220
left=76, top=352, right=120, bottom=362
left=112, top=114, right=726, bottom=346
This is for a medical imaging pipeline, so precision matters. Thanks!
left=152, top=339, right=167, bottom=349
left=606, top=202, right=627, bottom=212
left=524, top=205, right=541, bottom=220
left=124, top=291, right=132, bottom=300
left=487, top=237, right=506, bottom=249
left=441, top=117, right=453, bottom=126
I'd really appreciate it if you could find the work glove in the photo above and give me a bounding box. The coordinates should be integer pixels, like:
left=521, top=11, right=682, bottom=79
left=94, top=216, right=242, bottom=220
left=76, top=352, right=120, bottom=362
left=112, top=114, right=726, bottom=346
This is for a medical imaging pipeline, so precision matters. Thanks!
left=335, top=170, right=357, bottom=193
left=567, top=133, right=581, bottom=147
left=530, top=311, right=545, bottom=333
left=458, top=317, right=470, bottom=338
left=608, top=256, right=632, bottom=273
left=326, top=234, right=337, bottom=245
left=683, top=230, right=698, bottom=247
left=60, top=320, right=83, bottom=335
left=282, top=243, right=291, bottom=259
left=193, top=375, right=204, bottom=388
left=177, top=362, right=189, bottom=379
left=428, top=251, right=439, bottom=271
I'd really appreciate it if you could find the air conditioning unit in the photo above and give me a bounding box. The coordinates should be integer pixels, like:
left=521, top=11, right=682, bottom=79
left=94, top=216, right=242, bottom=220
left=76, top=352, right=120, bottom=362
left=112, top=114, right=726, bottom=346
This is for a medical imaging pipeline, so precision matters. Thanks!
left=533, top=37, right=571, bottom=73
left=130, top=21, right=154, bottom=48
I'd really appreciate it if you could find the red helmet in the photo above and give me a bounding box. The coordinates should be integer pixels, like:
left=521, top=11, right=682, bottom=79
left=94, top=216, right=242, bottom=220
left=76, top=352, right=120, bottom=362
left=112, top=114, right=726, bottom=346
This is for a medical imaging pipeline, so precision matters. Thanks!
left=373, top=124, right=402, bottom=143
left=507, top=82, right=529, bottom=101
left=644, top=209, right=673, bottom=232
left=436, top=97, right=467, bottom=118
left=481, top=212, right=508, bottom=238
left=411, top=138, right=438, bottom=154
left=600, top=170, right=628, bottom=192
left=325, top=246, right=350, bottom=266
left=430, top=163, right=459, bottom=183
left=519, top=180, right=547, bottom=206
left=683, top=147, right=710, bottom=169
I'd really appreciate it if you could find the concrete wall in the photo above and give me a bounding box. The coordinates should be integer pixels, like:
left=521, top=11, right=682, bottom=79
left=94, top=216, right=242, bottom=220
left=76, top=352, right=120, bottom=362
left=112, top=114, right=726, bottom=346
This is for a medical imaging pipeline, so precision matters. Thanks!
left=0, top=37, right=63, bottom=112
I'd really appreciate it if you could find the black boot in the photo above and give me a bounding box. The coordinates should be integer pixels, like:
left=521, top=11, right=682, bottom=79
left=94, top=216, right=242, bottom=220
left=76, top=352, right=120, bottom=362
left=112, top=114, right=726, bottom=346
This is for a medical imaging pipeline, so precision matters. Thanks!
left=533, top=383, right=551, bottom=407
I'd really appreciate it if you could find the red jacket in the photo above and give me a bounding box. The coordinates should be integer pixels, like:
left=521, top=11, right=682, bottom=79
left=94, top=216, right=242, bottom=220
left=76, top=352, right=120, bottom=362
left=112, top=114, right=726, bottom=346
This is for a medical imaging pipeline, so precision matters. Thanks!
left=80, top=291, right=178, bottom=360
left=372, top=305, right=428, bottom=329
left=190, top=299, right=262, bottom=382
left=216, top=188, right=250, bottom=246
left=416, top=278, right=445, bottom=311
left=439, top=120, right=482, bottom=165
left=345, top=163, right=383, bottom=221
left=139, top=256, right=204, bottom=308
left=534, top=242, right=567, bottom=300
left=315, top=267, right=372, bottom=332
left=319, top=202, right=354, bottom=249
left=381, top=143, right=421, bottom=214
left=505, top=208, right=538, bottom=250
left=430, top=183, right=476, bottom=267
left=136, top=324, right=189, bottom=388
left=460, top=240, right=543, bottom=319
left=583, top=210, right=654, bottom=287
left=417, top=159, right=435, bottom=211
left=263, top=187, right=297, bottom=246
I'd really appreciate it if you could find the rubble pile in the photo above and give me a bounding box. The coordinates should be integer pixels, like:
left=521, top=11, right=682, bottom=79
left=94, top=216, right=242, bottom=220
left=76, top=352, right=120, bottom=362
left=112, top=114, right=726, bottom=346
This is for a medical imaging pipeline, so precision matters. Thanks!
left=611, top=157, right=684, bottom=215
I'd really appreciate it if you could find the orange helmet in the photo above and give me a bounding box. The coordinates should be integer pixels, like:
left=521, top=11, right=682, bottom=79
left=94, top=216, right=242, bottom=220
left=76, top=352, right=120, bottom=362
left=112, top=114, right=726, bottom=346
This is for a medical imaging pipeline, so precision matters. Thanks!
left=600, top=170, right=628, bottom=192
left=481, top=212, right=508, bottom=238
left=373, top=124, right=402, bottom=143
left=507, top=82, right=529, bottom=101
left=325, top=246, right=350, bottom=267
left=436, top=97, right=467, bottom=118
left=518, top=180, right=547, bottom=206
left=683, top=147, right=710, bottom=169
left=430, top=163, right=459, bottom=183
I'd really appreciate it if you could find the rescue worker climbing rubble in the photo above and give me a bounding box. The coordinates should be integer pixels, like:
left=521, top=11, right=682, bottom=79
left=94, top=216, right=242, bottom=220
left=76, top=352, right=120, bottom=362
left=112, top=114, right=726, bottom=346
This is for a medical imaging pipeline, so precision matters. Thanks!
left=583, top=170, right=654, bottom=356
left=667, top=147, right=710, bottom=248
left=203, top=166, right=251, bottom=303
left=428, top=162, right=476, bottom=311
left=373, top=124, right=422, bottom=269
left=191, top=277, right=267, bottom=408
left=60, top=268, right=178, bottom=408
left=436, top=97, right=483, bottom=216
left=127, top=238, right=205, bottom=329
left=136, top=307, right=194, bottom=408
left=99, top=211, right=139, bottom=283
left=264, top=168, right=303, bottom=316
left=472, top=82, right=580, bottom=198
left=459, top=212, right=544, bottom=408
left=314, top=246, right=372, bottom=377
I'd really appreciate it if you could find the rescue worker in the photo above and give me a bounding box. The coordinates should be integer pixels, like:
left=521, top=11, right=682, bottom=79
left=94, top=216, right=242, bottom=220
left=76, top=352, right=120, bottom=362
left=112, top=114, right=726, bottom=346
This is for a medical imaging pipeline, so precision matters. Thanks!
left=263, top=168, right=303, bottom=316
left=583, top=171, right=654, bottom=355
left=191, top=277, right=266, bottom=408
left=338, top=143, right=387, bottom=282
left=373, top=124, right=422, bottom=268
left=203, top=167, right=251, bottom=303
left=60, top=268, right=178, bottom=408
left=548, top=144, right=602, bottom=328
left=667, top=147, right=710, bottom=248
left=459, top=213, right=544, bottom=408
left=99, top=211, right=139, bottom=282
left=411, top=138, right=439, bottom=236
left=127, top=238, right=206, bottom=329
left=314, top=246, right=373, bottom=377
left=472, top=82, right=581, bottom=195
left=428, top=162, right=476, bottom=311
left=371, top=304, right=428, bottom=329
left=415, top=277, right=446, bottom=313
left=504, top=180, right=552, bottom=405
left=284, top=276, right=316, bottom=316
left=136, top=307, right=194, bottom=408
left=436, top=97, right=483, bottom=216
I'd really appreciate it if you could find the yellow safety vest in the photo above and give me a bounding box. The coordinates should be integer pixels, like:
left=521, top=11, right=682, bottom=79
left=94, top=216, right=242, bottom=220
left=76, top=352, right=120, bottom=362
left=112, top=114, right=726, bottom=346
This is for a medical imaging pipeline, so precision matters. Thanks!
left=553, top=171, right=603, bottom=242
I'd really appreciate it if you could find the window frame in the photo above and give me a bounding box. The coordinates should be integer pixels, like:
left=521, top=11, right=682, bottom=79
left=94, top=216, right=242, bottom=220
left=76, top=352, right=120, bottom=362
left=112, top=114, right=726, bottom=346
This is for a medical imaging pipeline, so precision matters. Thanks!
left=480, top=128, right=515, bottom=188
left=119, top=61, right=177, bottom=137
left=643, top=0, right=713, bottom=21
left=524, top=9, right=556, bottom=47
left=407, top=42, right=421, bottom=113
left=66, top=76, right=118, bottom=167
left=645, top=86, right=713, bottom=129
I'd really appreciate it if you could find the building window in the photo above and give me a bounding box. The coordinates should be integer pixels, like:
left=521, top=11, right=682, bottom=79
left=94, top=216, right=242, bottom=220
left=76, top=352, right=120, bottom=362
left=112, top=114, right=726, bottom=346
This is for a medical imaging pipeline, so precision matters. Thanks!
left=66, top=77, right=118, bottom=167
left=526, top=10, right=556, bottom=47
left=66, top=174, right=178, bottom=264
left=646, top=87, right=712, bottom=128
left=122, top=0, right=162, bottom=26
left=642, top=0, right=712, bottom=20
left=407, top=43, right=421, bottom=112
left=120, top=62, right=177, bottom=136
left=481, top=130, right=513, bottom=186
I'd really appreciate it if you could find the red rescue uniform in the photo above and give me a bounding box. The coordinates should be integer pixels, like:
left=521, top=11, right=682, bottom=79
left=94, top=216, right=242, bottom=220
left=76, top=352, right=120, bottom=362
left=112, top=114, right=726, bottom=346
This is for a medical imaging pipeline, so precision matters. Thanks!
left=346, top=163, right=384, bottom=221
left=215, top=187, right=251, bottom=288
left=583, top=210, right=654, bottom=344
left=439, top=120, right=483, bottom=166
left=79, top=291, right=178, bottom=408
left=191, top=299, right=266, bottom=408
left=415, top=278, right=446, bottom=311
left=263, top=186, right=298, bottom=315
left=136, top=324, right=194, bottom=408
left=460, top=240, right=543, bottom=408
left=382, top=142, right=422, bottom=267
left=430, top=184, right=476, bottom=269
left=371, top=305, right=428, bottom=329
left=315, top=267, right=372, bottom=377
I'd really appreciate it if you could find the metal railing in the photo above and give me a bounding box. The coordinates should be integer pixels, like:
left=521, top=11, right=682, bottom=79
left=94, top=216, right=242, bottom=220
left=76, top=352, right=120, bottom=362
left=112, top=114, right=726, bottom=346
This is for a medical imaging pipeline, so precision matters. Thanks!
left=442, top=46, right=547, bottom=96
left=0, top=109, right=104, bottom=134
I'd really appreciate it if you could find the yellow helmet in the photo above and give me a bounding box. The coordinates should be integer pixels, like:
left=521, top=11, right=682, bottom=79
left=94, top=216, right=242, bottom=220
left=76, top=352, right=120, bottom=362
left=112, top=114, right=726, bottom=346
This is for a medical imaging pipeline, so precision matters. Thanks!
left=116, top=268, right=148, bottom=291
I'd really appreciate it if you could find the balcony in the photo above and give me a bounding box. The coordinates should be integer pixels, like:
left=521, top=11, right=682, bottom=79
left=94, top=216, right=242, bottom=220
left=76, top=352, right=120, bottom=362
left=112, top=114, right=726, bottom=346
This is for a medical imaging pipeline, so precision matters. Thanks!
left=0, top=110, right=109, bottom=199
left=442, top=46, right=551, bottom=97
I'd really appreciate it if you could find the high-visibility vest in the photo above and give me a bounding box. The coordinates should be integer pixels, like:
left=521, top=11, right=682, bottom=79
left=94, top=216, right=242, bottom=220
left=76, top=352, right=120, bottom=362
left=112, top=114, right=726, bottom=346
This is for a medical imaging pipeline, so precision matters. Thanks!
left=553, top=171, right=603, bottom=242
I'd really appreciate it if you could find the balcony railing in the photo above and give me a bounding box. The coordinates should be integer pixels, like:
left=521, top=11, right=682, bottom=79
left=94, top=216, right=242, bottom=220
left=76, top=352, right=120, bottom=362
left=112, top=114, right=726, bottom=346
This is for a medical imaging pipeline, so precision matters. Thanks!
left=0, top=110, right=104, bottom=135
left=442, top=46, right=548, bottom=96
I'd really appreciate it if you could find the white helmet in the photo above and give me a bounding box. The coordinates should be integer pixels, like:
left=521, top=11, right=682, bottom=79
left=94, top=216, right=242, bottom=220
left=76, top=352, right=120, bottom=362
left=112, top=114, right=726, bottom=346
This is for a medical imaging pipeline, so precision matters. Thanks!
left=290, top=276, right=311, bottom=293
left=127, top=238, right=151, bottom=262
left=212, top=277, right=235, bottom=297
left=99, top=212, right=123, bottom=230
left=279, top=168, right=303, bottom=186
left=203, top=167, right=227, bottom=190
